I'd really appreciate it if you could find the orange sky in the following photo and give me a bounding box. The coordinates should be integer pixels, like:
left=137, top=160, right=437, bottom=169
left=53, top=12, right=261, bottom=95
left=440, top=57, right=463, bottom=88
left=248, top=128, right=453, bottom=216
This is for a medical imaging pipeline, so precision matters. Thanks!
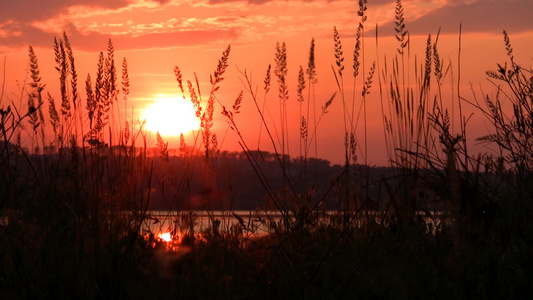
left=1, top=0, right=532, bottom=166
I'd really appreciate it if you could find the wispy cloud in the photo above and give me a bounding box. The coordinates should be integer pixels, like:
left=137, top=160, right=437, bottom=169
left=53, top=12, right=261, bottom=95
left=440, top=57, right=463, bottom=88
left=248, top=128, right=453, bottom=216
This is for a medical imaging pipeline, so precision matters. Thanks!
left=1, top=0, right=530, bottom=52
left=0, top=0, right=340, bottom=50
left=0, top=0, right=244, bottom=50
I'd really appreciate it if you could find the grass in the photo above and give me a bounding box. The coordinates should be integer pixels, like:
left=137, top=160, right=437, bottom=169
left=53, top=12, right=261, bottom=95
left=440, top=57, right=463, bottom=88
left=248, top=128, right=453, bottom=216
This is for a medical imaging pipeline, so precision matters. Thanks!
left=1, top=0, right=533, bottom=298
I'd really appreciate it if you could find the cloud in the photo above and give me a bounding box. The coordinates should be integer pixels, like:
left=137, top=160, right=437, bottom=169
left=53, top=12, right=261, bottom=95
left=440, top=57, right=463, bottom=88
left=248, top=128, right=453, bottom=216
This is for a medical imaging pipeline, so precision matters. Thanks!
left=208, top=0, right=273, bottom=5
left=113, top=29, right=239, bottom=50
left=0, top=22, right=55, bottom=48
left=0, top=19, right=238, bottom=52
left=151, top=0, right=172, bottom=4
left=8, top=0, right=530, bottom=54
left=207, top=0, right=395, bottom=5
left=0, top=0, right=132, bottom=47
left=0, top=0, right=243, bottom=51
left=0, top=0, right=131, bottom=23
left=378, top=0, right=533, bottom=36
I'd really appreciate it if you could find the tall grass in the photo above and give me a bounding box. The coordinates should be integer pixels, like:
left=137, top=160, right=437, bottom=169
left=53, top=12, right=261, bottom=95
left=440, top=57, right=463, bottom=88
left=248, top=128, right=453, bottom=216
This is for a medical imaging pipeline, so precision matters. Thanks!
left=0, top=33, right=161, bottom=298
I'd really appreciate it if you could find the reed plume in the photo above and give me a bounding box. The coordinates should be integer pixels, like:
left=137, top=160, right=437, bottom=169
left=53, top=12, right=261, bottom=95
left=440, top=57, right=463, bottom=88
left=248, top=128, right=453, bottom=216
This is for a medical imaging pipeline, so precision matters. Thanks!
left=63, top=32, right=78, bottom=110
left=274, top=42, right=289, bottom=163
left=174, top=65, right=184, bottom=99
left=305, top=38, right=318, bottom=181
left=297, top=65, right=306, bottom=165
left=333, top=27, right=344, bottom=78
left=54, top=37, right=70, bottom=118
left=203, top=45, right=230, bottom=160
left=47, top=92, right=60, bottom=140
left=121, top=57, right=130, bottom=127
left=394, top=0, right=408, bottom=55
left=28, top=46, right=44, bottom=131
left=86, top=73, right=95, bottom=128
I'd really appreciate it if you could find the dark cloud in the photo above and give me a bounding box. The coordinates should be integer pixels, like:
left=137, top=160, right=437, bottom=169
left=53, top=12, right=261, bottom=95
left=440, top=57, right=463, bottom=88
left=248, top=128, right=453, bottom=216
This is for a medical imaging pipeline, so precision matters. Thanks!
left=151, top=0, right=172, bottom=4
left=0, top=22, right=55, bottom=48
left=208, top=0, right=273, bottom=5
left=0, top=0, right=130, bottom=23
left=0, top=20, right=238, bottom=52
left=378, top=0, right=533, bottom=36
left=207, top=0, right=396, bottom=5
left=364, top=0, right=395, bottom=6
left=208, top=0, right=395, bottom=5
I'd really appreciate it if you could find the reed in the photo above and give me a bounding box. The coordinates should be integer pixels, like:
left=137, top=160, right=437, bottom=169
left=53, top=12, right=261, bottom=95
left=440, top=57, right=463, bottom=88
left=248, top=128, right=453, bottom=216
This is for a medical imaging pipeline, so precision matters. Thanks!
left=274, top=42, right=290, bottom=169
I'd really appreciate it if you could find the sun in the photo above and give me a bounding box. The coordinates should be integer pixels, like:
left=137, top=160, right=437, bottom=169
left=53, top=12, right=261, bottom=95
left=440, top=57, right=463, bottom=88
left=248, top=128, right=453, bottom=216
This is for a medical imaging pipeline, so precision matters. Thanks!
left=142, top=95, right=200, bottom=136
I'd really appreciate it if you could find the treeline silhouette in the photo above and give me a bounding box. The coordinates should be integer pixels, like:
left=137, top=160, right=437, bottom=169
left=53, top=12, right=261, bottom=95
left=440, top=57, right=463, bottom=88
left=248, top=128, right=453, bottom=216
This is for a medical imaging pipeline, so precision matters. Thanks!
left=150, top=149, right=347, bottom=211
left=8, top=143, right=409, bottom=211
left=6, top=141, right=457, bottom=213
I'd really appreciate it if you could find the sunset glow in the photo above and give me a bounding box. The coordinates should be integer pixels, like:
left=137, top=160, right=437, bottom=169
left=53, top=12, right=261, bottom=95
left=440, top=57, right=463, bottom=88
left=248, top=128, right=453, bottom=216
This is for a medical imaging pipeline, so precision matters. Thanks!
left=142, top=95, right=200, bottom=136
left=0, top=0, right=532, bottom=166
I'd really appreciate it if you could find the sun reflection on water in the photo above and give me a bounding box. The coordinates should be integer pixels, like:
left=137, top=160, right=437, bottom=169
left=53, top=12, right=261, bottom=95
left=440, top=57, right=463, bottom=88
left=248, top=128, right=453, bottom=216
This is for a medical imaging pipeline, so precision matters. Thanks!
left=157, top=232, right=172, bottom=242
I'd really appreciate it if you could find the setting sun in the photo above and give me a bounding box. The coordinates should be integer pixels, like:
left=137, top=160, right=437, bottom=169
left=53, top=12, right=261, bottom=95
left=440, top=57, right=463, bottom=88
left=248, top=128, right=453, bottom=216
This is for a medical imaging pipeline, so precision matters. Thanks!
left=142, top=95, right=200, bottom=136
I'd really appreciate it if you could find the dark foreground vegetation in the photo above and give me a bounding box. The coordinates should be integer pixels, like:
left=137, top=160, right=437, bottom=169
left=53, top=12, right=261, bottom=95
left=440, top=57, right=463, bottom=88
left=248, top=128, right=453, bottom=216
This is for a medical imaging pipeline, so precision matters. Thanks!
left=1, top=1, right=532, bottom=298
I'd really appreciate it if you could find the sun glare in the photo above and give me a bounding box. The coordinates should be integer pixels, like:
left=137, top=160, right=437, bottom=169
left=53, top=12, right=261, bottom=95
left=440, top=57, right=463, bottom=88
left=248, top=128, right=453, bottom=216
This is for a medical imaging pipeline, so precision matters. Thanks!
left=142, top=95, right=200, bottom=136
left=157, top=232, right=172, bottom=242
